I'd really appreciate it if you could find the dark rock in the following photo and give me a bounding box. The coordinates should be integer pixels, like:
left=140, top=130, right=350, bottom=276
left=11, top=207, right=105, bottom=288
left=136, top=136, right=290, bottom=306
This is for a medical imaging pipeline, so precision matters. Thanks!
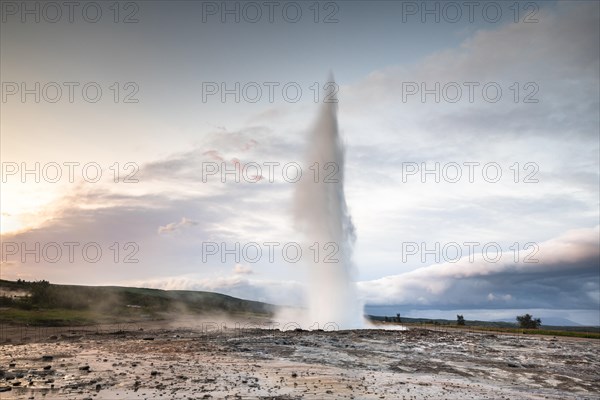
left=78, top=366, right=90, bottom=371
left=143, top=337, right=154, bottom=341
left=42, top=356, right=53, bottom=361
left=0, top=386, right=12, bottom=392
left=43, top=365, right=52, bottom=370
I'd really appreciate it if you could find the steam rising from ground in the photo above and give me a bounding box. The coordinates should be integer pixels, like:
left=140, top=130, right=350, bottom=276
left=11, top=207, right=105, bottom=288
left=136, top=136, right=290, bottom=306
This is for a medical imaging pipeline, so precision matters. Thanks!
left=289, top=81, right=363, bottom=329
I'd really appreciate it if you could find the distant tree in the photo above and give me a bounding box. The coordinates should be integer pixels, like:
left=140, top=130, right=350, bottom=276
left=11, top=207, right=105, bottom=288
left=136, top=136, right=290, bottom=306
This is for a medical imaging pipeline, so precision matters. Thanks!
left=396, top=313, right=401, bottom=323
left=457, top=314, right=465, bottom=326
left=384, top=316, right=389, bottom=322
left=516, top=313, right=541, bottom=329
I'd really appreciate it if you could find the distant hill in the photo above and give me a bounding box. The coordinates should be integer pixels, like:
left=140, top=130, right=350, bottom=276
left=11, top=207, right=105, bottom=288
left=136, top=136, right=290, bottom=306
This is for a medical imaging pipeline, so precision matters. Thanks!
left=0, top=279, right=274, bottom=326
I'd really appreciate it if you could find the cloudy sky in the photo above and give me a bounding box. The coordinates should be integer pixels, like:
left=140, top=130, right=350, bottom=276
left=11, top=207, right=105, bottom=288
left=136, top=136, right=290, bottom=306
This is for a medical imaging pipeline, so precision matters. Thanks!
left=1, top=1, right=599, bottom=325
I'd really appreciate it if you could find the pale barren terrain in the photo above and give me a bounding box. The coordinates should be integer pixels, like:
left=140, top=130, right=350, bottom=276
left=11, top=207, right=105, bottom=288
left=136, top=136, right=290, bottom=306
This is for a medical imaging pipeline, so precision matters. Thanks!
left=1, top=322, right=599, bottom=399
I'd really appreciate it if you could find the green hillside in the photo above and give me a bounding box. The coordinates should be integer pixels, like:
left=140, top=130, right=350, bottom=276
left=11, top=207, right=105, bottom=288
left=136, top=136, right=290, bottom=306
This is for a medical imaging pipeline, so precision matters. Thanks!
left=0, top=279, right=274, bottom=326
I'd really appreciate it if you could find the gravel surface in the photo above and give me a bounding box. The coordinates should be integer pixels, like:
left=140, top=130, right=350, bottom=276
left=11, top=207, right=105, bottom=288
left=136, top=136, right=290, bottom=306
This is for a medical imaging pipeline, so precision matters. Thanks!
left=0, top=325, right=599, bottom=399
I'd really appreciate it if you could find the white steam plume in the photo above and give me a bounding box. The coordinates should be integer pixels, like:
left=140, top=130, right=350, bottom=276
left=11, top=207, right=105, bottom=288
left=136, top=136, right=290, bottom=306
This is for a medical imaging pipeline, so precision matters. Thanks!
left=293, top=78, right=363, bottom=329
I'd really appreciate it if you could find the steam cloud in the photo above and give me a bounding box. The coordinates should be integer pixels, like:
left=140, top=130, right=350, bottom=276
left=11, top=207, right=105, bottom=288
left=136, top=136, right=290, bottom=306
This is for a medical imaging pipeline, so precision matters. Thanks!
left=293, top=79, right=363, bottom=329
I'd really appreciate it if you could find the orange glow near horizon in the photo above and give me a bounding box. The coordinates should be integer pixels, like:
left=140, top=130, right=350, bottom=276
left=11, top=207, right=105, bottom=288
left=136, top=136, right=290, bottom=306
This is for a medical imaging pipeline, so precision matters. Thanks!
left=0, top=184, right=63, bottom=235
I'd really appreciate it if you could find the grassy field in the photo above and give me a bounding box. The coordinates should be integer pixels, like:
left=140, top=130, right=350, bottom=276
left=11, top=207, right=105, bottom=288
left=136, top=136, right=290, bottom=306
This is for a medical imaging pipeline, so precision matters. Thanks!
left=0, top=308, right=103, bottom=326
left=371, top=321, right=600, bottom=339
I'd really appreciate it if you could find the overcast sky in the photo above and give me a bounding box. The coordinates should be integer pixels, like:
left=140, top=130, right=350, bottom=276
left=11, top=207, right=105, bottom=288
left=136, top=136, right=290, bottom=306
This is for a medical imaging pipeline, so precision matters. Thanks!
left=1, top=1, right=599, bottom=325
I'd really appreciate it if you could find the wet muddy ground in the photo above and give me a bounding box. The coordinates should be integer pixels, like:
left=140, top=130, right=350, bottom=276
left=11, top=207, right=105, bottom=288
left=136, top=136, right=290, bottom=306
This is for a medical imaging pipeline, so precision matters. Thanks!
left=0, top=326, right=599, bottom=399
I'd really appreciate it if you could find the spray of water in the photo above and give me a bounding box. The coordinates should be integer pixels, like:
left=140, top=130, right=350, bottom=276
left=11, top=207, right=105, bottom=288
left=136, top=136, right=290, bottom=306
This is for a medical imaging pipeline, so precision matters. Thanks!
left=292, top=79, right=363, bottom=329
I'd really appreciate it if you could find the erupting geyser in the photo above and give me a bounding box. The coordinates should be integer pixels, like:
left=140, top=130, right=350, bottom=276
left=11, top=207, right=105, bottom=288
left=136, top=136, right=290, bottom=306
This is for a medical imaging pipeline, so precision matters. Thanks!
left=294, top=78, right=363, bottom=329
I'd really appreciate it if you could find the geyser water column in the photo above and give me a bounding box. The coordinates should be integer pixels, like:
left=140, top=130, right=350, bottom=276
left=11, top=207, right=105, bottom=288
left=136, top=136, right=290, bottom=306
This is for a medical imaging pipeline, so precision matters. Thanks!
left=294, top=80, right=363, bottom=329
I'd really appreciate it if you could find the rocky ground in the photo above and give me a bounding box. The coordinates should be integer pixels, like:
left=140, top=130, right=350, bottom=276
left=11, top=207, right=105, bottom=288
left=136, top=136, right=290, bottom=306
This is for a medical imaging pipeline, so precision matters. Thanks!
left=0, top=324, right=599, bottom=399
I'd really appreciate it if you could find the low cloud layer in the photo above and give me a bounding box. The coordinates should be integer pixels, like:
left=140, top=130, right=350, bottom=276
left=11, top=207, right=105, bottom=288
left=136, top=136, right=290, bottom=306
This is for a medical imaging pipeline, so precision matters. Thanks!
left=358, top=226, right=599, bottom=310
